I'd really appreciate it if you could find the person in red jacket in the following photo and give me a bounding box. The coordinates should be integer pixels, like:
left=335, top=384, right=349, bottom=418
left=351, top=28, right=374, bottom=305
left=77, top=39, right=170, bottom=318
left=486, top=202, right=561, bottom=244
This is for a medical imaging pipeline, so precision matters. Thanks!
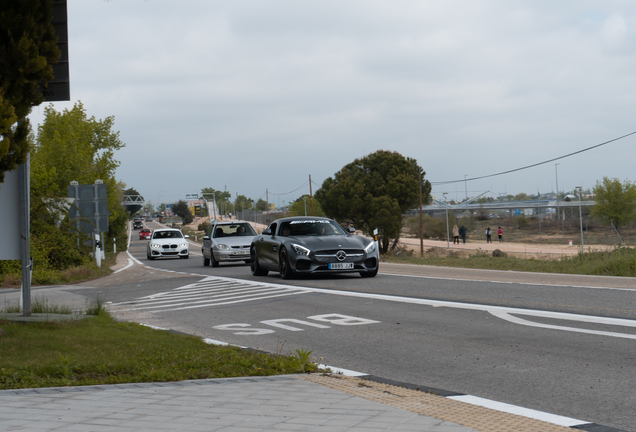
left=497, top=226, right=503, bottom=243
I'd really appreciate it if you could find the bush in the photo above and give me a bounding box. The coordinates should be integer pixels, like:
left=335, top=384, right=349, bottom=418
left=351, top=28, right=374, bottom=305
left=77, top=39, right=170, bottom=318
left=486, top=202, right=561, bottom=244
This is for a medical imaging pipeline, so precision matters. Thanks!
left=197, top=221, right=210, bottom=232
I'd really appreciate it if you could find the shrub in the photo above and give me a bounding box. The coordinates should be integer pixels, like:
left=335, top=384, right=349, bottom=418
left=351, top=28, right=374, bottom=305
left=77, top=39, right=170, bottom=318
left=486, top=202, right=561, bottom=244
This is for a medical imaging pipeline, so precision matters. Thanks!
left=197, top=221, right=210, bottom=232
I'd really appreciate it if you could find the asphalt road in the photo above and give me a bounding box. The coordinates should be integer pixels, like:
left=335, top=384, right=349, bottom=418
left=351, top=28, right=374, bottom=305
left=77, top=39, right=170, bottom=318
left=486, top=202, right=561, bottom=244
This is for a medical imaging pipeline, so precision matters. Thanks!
left=73, top=222, right=636, bottom=431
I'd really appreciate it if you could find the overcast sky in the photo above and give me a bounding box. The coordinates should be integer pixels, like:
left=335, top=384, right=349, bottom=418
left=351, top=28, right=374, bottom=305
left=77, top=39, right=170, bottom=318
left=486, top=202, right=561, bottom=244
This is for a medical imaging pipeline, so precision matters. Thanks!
left=28, top=1, right=636, bottom=208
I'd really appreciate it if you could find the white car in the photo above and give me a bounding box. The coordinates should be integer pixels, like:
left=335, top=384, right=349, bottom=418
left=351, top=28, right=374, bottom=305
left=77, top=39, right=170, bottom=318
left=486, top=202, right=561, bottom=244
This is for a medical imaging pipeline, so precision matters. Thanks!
left=147, top=228, right=190, bottom=260
left=202, top=221, right=256, bottom=267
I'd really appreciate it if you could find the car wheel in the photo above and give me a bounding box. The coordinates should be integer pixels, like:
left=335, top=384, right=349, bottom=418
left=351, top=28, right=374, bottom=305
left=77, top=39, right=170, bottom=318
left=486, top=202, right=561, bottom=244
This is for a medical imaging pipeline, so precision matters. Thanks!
left=360, top=267, right=378, bottom=278
left=203, top=250, right=210, bottom=266
left=250, top=247, right=268, bottom=276
left=210, top=251, right=219, bottom=267
left=180, top=254, right=189, bottom=259
left=147, top=251, right=155, bottom=261
left=279, top=248, right=294, bottom=280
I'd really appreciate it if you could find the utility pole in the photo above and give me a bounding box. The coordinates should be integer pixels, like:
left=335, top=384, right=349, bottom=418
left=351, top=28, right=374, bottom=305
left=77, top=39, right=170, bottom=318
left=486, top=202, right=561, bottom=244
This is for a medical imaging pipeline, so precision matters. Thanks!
left=464, top=174, right=468, bottom=202
left=266, top=188, right=269, bottom=226
left=419, top=173, right=423, bottom=256
left=309, top=174, right=314, bottom=216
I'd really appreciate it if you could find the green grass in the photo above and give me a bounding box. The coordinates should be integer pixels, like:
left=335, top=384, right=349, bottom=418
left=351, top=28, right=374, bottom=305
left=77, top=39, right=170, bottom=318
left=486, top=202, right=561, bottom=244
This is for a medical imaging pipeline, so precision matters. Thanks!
left=385, top=246, right=636, bottom=277
left=0, top=311, right=318, bottom=390
left=1, top=296, right=74, bottom=315
left=0, top=253, right=116, bottom=288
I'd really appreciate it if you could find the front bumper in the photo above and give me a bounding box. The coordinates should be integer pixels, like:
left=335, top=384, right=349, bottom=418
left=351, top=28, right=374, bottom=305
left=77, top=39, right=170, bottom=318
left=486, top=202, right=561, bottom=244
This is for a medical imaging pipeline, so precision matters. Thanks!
left=292, top=256, right=378, bottom=274
left=214, top=249, right=251, bottom=262
left=150, top=246, right=189, bottom=258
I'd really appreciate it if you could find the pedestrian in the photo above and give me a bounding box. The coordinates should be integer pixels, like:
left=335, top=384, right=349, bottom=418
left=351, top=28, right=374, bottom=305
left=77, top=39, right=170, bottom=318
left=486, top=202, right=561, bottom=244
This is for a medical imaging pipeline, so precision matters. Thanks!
left=497, top=226, right=503, bottom=243
left=452, top=225, right=459, bottom=244
left=486, top=227, right=492, bottom=243
left=459, top=224, right=467, bottom=244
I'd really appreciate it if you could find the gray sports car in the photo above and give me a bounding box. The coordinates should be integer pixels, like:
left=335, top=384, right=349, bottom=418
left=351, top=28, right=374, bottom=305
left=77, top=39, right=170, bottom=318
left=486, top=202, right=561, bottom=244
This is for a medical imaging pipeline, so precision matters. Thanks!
left=250, top=216, right=379, bottom=279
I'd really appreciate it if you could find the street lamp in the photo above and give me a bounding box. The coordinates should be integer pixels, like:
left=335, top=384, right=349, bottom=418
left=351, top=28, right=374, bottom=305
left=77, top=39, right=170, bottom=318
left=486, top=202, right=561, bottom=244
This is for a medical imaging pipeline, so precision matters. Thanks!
left=443, top=193, right=450, bottom=249
left=576, top=186, right=584, bottom=253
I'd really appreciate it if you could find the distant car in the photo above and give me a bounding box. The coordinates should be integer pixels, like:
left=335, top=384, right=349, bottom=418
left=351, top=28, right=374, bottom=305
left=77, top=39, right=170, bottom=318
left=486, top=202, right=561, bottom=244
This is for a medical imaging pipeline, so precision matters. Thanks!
left=250, top=216, right=379, bottom=279
left=147, top=228, right=190, bottom=260
left=139, top=228, right=151, bottom=240
left=202, top=221, right=257, bottom=267
left=145, top=216, right=152, bottom=222
left=133, top=220, right=143, bottom=230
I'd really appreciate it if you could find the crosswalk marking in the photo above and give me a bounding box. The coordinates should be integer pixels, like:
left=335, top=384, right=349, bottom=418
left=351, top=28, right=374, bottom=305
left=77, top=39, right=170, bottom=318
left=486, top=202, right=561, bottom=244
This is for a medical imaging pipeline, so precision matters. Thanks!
left=107, top=276, right=310, bottom=313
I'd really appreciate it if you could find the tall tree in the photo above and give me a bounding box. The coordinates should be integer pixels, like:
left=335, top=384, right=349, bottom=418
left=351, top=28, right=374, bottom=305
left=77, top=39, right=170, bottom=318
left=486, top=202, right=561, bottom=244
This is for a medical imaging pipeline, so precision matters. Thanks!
left=287, top=194, right=325, bottom=217
left=0, top=0, right=60, bottom=185
left=315, top=150, right=431, bottom=253
left=172, top=199, right=193, bottom=225
left=32, top=102, right=128, bottom=252
left=590, top=177, right=636, bottom=228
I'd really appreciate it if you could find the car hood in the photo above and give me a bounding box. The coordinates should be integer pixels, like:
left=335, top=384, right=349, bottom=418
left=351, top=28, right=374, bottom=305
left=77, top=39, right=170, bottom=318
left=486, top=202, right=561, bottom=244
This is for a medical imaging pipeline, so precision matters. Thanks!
left=214, top=236, right=255, bottom=246
left=289, top=235, right=370, bottom=251
left=150, top=238, right=187, bottom=245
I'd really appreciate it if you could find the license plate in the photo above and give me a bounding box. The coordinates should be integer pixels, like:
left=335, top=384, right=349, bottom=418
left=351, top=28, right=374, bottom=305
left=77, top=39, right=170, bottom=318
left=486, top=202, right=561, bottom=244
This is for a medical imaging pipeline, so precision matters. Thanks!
left=328, top=262, right=353, bottom=270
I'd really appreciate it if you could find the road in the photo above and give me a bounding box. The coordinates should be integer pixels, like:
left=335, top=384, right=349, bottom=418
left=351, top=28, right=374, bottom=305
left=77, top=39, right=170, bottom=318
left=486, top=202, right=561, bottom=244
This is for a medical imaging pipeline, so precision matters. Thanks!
left=74, top=220, right=636, bottom=431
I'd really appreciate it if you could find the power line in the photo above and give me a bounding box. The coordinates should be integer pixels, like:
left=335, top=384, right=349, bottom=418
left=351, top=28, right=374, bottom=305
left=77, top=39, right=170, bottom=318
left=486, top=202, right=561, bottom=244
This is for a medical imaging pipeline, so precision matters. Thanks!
left=266, top=180, right=309, bottom=197
left=431, top=130, right=636, bottom=186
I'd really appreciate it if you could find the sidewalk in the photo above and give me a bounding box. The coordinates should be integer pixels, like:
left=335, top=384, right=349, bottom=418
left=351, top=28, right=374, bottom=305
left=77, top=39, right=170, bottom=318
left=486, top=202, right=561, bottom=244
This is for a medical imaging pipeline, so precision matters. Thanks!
left=0, top=374, right=582, bottom=432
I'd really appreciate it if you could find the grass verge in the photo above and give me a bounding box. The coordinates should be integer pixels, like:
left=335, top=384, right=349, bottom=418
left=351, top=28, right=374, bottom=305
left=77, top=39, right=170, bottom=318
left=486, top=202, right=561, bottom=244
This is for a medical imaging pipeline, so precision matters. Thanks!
left=0, top=253, right=117, bottom=288
left=385, top=246, right=636, bottom=277
left=0, top=309, right=318, bottom=390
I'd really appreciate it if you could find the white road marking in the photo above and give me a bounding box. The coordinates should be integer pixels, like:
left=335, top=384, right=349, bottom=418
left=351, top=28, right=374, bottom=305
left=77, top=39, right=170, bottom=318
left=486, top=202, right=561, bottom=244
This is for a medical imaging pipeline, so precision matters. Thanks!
left=108, top=277, right=310, bottom=312
left=110, top=274, right=636, bottom=340
left=382, top=271, right=636, bottom=292
left=447, top=395, right=588, bottom=427
left=113, top=258, right=134, bottom=274
left=489, top=310, right=636, bottom=340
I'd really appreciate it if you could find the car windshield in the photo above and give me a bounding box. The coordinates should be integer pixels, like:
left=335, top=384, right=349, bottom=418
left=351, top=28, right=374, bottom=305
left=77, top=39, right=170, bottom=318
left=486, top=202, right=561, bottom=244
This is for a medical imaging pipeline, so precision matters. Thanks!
left=213, top=223, right=257, bottom=238
left=279, top=220, right=346, bottom=237
left=152, top=231, right=183, bottom=239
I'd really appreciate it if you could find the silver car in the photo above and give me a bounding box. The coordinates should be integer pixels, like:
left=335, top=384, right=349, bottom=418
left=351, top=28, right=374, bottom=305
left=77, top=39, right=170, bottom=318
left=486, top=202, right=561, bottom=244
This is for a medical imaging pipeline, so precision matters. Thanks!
left=147, top=228, right=190, bottom=260
left=202, top=221, right=257, bottom=267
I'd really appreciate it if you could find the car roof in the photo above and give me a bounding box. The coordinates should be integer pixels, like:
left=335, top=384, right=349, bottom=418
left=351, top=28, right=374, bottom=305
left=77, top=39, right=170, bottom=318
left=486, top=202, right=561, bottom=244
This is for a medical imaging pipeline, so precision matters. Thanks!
left=270, top=216, right=333, bottom=224
left=153, top=228, right=181, bottom=232
left=215, top=220, right=251, bottom=225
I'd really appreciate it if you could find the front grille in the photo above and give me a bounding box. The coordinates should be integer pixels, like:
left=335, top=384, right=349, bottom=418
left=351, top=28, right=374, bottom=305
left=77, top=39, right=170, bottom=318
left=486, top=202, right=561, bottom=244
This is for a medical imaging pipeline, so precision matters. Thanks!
left=315, top=249, right=363, bottom=255
left=162, top=244, right=178, bottom=249
left=231, top=245, right=250, bottom=249
left=314, top=250, right=364, bottom=263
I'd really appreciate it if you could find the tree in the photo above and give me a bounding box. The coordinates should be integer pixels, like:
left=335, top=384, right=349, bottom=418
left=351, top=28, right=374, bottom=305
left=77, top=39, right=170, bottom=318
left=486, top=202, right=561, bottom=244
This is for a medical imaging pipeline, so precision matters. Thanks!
left=172, top=200, right=193, bottom=225
left=288, top=194, right=325, bottom=217
left=255, top=198, right=268, bottom=212
left=590, top=177, right=636, bottom=228
left=315, top=150, right=431, bottom=253
left=31, top=102, right=128, bottom=252
left=0, top=0, right=60, bottom=185
left=234, top=194, right=253, bottom=213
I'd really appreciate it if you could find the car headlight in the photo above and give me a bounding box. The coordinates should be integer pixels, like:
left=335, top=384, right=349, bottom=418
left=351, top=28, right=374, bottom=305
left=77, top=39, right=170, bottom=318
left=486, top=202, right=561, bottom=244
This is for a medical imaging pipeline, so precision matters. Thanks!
left=215, top=244, right=229, bottom=250
left=179, top=243, right=188, bottom=248
left=150, top=243, right=160, bottom=249
left=364, top=242, right=376, bottom=253
left=291, top=243, right=310, bottom=256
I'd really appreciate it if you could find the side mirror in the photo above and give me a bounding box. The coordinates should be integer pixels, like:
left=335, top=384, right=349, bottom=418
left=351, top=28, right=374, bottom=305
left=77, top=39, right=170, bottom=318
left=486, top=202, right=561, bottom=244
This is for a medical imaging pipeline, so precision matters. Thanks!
left=203, top=236, right=210, bottom=241
left=348, top=227, right=356, bottom=233
left=262, top=228, right=271, bottom=235
left=184, top=235, right=190, bottom=238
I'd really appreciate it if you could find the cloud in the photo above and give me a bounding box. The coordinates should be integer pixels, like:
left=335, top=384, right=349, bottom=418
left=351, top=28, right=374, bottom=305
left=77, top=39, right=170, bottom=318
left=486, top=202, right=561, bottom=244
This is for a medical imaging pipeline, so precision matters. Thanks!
left=28, top=1, right=636, bottom=206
